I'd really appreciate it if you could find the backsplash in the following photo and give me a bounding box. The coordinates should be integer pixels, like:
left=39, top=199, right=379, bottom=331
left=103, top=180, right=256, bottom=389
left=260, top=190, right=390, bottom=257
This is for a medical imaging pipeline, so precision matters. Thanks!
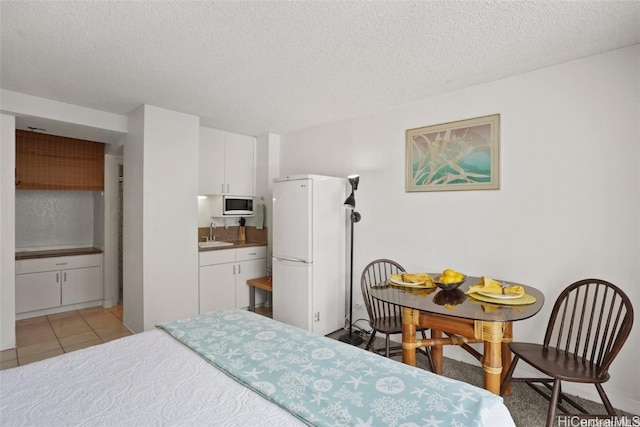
left=197, top=226, right=267, bottom=243
left=15, top=190, right=103, bottom=250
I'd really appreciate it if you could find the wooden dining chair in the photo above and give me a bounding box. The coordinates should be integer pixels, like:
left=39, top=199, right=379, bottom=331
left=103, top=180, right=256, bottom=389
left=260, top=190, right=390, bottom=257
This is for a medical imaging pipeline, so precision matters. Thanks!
left=360, top=259, right=434, bottom=371
left=500, top=278, right=634, bottom=427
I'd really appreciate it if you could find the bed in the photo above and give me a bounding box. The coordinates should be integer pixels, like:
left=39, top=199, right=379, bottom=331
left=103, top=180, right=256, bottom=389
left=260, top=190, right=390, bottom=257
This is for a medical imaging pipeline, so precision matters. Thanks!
left=1, top=309, right=515, bottom=426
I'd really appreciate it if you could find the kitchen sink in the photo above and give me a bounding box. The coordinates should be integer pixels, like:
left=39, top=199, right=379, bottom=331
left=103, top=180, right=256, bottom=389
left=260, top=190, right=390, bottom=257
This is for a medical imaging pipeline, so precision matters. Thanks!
left=198, top=241, right=234, bottom=248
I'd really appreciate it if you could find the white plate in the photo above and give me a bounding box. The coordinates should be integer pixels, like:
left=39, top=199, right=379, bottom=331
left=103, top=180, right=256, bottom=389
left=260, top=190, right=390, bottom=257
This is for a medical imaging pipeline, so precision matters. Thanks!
left=477, top=291, right=523, bottom=300
left=389, top=278, right=427, bottom=287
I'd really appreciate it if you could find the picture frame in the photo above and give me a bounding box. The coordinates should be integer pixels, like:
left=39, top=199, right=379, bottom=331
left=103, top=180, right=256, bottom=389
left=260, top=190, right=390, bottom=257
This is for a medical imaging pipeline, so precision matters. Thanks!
left=406, top=114, right=500, bottom=192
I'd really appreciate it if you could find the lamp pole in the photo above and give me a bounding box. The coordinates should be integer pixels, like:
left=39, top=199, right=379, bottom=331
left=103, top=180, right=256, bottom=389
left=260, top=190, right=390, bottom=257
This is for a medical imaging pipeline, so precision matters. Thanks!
left=339, top=207, right=363, bottom=345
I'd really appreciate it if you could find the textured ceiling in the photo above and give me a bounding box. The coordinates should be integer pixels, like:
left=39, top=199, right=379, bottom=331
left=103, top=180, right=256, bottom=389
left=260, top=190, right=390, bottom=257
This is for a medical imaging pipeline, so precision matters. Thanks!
left=1, top=1, right=639, bottom=140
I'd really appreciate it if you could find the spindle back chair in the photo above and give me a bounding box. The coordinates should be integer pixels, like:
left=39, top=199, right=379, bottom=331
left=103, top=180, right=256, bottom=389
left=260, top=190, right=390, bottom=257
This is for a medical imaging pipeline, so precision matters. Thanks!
left=500, top=279, right=634, bottom=427
left=360, top=259, right=433, bottom=370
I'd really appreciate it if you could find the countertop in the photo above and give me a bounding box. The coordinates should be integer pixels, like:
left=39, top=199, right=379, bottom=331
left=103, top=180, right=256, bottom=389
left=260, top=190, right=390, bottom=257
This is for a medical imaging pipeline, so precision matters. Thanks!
left=16, top=247, right=103, bottom=260
left=15, top=241, right=266, bottom=259
left=199, top=240, right=267, bottom=252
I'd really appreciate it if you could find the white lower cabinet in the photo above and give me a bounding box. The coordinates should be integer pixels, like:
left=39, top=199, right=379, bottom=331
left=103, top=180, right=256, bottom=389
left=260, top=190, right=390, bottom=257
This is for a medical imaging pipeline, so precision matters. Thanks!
left=199, top=246, right=266, bottom=313
left=61, top=266, right=102, bottom=305
left=16, top=254, right=103, bottom=316
left=15, top=271, right=60, bottom=313
left=199, top=263, right=236, bottom=313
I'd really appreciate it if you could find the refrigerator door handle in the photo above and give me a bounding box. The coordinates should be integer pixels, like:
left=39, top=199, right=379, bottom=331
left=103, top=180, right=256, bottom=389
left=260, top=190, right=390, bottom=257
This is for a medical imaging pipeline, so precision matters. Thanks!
left=273, top=256, right=308, bottom=264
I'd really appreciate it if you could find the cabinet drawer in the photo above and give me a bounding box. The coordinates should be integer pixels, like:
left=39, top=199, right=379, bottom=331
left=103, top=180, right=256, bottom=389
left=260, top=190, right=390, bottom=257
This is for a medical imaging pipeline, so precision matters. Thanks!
left=16, top=254, right=102, bottom=274
left=199, top=249, right=236, bottom=266
left=236, top=246, right=266, bottom=262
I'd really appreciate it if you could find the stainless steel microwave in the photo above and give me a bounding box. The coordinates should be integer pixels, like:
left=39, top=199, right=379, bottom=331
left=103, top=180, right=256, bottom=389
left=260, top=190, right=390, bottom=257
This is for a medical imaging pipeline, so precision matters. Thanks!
left=210, top=195, right=254, bottom=217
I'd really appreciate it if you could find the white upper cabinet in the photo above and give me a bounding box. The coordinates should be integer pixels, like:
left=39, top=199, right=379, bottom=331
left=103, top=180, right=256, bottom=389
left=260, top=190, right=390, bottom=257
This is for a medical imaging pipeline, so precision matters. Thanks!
left=199, top=127, right=226, bottom=196
left=199, top=127, right=255, bottom=196
left=224, top=132, right=255, bottom=196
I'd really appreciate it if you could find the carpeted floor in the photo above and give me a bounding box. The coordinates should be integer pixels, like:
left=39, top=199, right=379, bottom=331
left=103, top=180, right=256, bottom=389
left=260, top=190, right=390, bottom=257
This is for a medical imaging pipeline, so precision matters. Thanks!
left=327, top=329, right=638, bottom=427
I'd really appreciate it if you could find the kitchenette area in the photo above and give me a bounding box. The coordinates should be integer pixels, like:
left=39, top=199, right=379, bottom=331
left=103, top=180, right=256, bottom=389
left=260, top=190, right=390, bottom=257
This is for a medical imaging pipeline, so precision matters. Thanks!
left=13, top=123, right=272, bottom=324
left=14, top=130, right=106, bottom=320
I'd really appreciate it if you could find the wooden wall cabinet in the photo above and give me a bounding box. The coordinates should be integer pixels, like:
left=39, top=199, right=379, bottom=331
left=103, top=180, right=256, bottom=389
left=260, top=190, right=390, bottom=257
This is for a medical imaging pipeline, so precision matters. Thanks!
left=15, top=130, right=104, bottom=190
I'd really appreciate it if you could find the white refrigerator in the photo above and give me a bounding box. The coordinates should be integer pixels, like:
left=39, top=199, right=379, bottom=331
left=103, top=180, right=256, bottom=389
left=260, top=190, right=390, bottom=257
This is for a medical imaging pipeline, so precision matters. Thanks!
left=272, top=175, right=346, bottom=336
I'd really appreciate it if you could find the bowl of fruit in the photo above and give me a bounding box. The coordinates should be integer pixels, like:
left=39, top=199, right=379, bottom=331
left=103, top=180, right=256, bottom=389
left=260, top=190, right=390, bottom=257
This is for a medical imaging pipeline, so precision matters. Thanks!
left=434, top=269, right=467, bottom=291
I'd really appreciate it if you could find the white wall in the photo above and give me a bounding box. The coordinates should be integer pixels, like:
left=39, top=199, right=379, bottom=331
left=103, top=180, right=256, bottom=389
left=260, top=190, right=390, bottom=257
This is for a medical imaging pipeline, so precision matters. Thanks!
left=0, top=89, right=127, bottom=143
left=123, top=106, right=145, bottom=332
left=279, top=45, right=640, bottom=413
left=256, top=133, right=280, bottom=268
left=123, top=105, right=200, bottom=333
left=0, top=114, right=16, bottom=350
left=103, top=153, right=123, bottom=308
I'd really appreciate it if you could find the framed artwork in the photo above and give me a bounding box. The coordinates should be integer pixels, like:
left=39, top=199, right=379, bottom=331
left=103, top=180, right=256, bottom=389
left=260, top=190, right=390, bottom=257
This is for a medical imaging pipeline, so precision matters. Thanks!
left=406, top=114, right=500, bottom=192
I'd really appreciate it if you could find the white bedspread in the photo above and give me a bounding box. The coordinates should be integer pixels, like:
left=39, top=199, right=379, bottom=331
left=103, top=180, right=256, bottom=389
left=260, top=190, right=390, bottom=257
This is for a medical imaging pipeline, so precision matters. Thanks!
left=0, top=329, right=304, bottom=426
left=1, top=319, right=515, bottom=426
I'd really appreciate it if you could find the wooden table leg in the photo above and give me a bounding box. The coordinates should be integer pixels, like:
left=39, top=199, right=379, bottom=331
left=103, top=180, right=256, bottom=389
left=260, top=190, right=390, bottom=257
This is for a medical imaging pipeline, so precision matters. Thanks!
left=482, top=321, right=504, bottom=394
left=249, top=286, right=256, bottom=312
left=501, top=322, right=513, bottom=396
left=401, top=307, right=417, bottom=367
left=431, top=329, right=443, bottom=374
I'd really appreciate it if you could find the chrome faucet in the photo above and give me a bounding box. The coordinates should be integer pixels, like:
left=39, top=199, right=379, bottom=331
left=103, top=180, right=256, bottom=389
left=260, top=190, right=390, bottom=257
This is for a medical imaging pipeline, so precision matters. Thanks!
left=209, top=222, right=216, bottom=241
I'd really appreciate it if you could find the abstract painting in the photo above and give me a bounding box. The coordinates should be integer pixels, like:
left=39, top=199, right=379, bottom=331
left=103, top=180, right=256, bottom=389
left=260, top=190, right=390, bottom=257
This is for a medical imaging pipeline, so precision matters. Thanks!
left=406, top=114, right=500, bottom=192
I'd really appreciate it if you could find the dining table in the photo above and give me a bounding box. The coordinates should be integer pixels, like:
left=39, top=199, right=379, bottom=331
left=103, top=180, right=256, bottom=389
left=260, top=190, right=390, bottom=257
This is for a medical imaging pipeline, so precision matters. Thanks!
left=369, top=275, right=544, bottom=395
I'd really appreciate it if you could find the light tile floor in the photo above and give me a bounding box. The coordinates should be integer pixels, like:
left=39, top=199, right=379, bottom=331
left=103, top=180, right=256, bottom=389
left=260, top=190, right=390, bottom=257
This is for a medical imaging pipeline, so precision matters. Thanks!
left=0, top=305, right=131, bottom=370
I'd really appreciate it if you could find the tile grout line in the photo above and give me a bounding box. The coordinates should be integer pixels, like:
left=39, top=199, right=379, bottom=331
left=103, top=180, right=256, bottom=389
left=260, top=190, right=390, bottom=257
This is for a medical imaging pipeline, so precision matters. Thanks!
left=45, top=312, right=64, bottom=356
left=76, top=309, right=105, bottom=344
left=9, top=306, right=128, bottom=369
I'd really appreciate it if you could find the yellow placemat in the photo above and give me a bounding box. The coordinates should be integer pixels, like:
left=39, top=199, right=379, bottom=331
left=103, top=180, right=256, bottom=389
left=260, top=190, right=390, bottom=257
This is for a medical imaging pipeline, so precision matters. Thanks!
left=467, top=292, right=536, bottom=305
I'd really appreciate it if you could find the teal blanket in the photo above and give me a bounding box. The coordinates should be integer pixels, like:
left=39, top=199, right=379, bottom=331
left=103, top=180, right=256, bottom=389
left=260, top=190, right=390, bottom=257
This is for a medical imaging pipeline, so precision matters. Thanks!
left=158, top=309, right=511, bottom=427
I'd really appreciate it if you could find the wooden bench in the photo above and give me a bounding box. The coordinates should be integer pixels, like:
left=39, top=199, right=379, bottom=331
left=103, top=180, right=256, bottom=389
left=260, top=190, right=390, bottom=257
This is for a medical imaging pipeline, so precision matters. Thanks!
left=246, top=276, right=272, bottom=312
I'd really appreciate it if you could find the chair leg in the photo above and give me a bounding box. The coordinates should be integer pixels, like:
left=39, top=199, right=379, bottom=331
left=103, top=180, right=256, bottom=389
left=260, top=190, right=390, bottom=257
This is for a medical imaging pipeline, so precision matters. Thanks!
left=385, top=334, right=391, bottom=358
left=595, top=383, right=616, bottom=415
left=418, top=330, right=435, bottom=372
left=425, top=347, right=434, bottom=372
left=500, top=355, right=519, bottom=396
left=364, top=331, right=376, bottom=352
left=546, top=379, right=561, bottom=427
left=558, top=382, right=562, bottom=404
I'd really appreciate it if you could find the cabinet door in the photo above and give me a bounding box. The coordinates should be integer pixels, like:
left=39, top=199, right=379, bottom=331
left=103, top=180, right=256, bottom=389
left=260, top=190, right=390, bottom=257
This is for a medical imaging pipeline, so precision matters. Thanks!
left=235, top=258, right=266, bottom=309
left=16, top=271, right=61, bottom=313
left=61, top=266, right=102, bottom=306
left=199, top=263, right=236, bottom=313
left=199, top=127, right=226, bottom=195
left=224, top=133, right=255, bottom=196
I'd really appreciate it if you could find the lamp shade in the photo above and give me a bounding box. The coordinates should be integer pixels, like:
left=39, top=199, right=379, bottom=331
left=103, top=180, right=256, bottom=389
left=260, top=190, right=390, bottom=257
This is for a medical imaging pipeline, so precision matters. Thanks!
left=348, top=174, right=359, bottom=191
left=344, top=192, right=355, bottom=209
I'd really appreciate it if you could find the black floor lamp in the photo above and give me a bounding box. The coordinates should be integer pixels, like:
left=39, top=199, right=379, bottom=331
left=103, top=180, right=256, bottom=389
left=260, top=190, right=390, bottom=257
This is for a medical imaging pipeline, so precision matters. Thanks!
left=339, top=174, right=364, bottom=346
